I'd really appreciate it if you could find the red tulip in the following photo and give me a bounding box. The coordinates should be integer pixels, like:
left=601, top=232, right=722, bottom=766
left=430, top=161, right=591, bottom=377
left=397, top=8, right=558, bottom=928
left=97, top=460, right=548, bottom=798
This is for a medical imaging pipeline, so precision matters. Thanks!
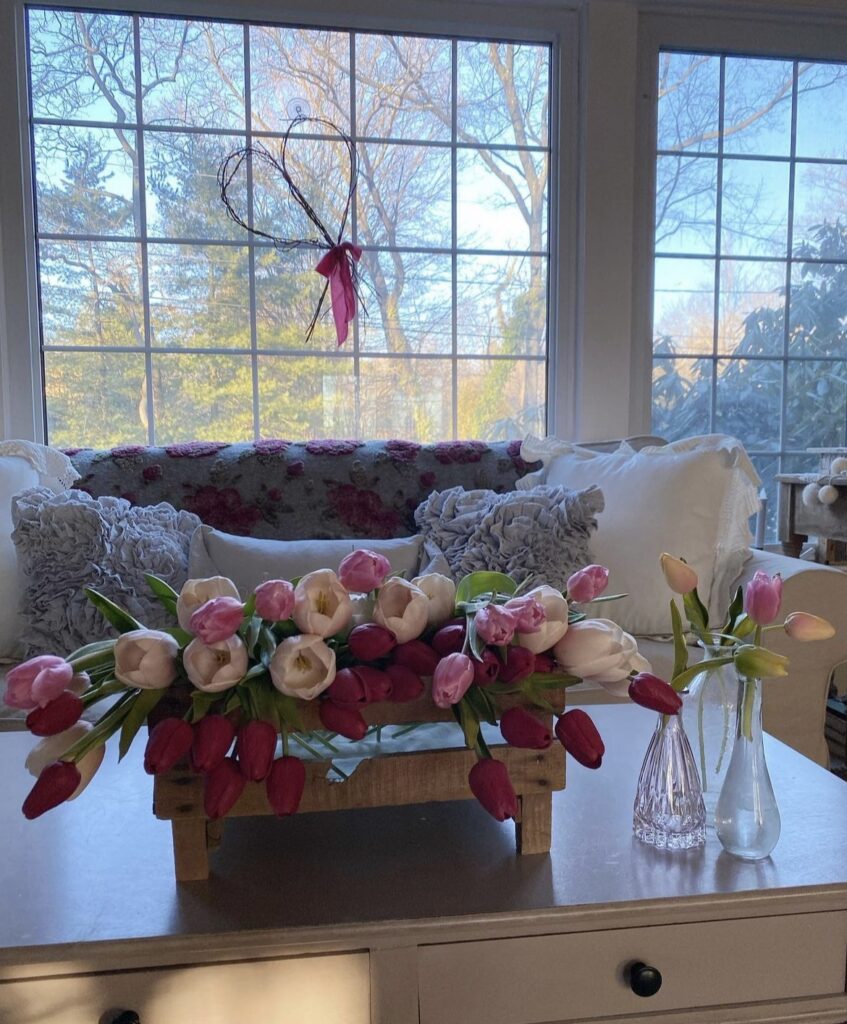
left=266, top=756, right=306, bottom=817
left=473, top=648, right=501, bottom=687
left=144, top=717, right=194, bottom=775
left=499, top=707, right=552, bottom=749
left=468, top=759, right=518, bottom=821
left=353, top=665, right=392, bottom=702
left=391, top=640, right=440, bottom=676
left=347, top=623, right=396, bottom=661
left=236, top=720, right=278, bottom=781
left=326, top=667, right=368, bottom=708
left=431, top=624, right=466, bottom=656
left=555, top=709, right=604, bottom=769
left=190, top=714, right=236, bottom=773
left=25, top=691, right=84, bottom=736
left=22, top=760, right=81, bottom=819
left=498, top=645, right=535, bottom=683
left=319, top=700, right=368, bottom=740
left=533, top=652, right=556, bottom=674
left=385, top=663, right=424, bottom=702
left=204, top=756, right=246, bottom=818
left=628, top=673, right=683, bottom=715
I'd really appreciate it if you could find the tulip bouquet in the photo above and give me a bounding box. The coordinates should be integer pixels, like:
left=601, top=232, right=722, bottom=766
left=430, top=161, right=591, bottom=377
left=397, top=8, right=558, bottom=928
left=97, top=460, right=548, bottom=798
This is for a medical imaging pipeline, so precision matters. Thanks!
left=7, top=550, right=676, bottom=827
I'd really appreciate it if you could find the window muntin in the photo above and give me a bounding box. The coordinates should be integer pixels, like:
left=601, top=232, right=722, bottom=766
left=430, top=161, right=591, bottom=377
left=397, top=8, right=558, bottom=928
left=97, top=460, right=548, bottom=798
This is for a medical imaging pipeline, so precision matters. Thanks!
left=27, top=7, right=552, bottom=446
left=652, top=50, right=847, bottom=537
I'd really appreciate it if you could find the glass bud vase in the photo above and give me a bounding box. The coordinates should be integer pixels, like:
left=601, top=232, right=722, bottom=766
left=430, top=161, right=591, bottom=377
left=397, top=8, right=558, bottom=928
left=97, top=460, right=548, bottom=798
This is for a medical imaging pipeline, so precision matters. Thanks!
left=633, top=712, right=706, bottom=850
left=715, top=676, right=781, bottom=860
left=683, top=643, right=737, bottom=828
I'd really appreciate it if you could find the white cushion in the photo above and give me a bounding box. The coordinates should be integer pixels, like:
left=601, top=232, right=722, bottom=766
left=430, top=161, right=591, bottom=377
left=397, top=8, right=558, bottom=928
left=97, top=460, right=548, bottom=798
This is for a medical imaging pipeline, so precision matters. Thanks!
left=0, top=458, right=40, bottom=659
left=188, top=525, right=427, bottom=596
left=519, top=434, right=760, bottom=636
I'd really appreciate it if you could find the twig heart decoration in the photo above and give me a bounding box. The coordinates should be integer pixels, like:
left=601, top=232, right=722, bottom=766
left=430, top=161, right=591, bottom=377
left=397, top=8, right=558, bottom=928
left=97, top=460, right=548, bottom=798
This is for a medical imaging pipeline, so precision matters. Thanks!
left=218, top=116, right=366, bottom=346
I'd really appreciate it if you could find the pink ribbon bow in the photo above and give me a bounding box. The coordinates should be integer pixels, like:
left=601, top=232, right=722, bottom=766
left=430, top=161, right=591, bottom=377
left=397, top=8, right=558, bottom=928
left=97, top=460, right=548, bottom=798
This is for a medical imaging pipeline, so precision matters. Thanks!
left=315, top=242, right=363, bottom=346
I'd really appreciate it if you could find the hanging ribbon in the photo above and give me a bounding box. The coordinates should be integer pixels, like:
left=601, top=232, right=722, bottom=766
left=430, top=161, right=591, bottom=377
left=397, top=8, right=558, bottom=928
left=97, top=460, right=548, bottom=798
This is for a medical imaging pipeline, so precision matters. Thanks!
left=218, top=116, right=367, bottom=346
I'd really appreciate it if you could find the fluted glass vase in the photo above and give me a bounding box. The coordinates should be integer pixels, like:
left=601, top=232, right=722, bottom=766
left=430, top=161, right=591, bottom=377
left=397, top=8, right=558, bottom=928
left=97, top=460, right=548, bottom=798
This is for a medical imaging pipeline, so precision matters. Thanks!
left=715, top=676, right=781, bottom=860
left=633, top=713, right=706, bottom=850
left=683, top=643, right=737, bottom=828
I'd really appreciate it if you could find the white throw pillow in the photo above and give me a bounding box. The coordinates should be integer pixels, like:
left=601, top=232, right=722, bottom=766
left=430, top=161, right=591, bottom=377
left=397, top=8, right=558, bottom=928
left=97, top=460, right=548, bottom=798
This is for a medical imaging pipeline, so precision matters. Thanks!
left=0, top=458, right=40, bottom=659
left=519, top=434, right=760, bottom=636
left=188, top=525, right=430, bottom=596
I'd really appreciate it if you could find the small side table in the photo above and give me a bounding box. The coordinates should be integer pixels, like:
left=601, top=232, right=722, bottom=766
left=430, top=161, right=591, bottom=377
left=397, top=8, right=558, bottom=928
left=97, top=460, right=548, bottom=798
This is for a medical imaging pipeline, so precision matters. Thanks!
left=777, top=472, right=847, bottom=561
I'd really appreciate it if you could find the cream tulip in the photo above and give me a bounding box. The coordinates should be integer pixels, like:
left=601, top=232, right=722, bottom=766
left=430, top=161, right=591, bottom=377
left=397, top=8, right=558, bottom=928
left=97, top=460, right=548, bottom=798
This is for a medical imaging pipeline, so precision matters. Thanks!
left=553, top=618, right=650, bottom=697
left=25, top=722, right=106, bottom=800
left=660, top=553, right=698, bottom=595
left=292, top=569, right=353, bottom=638
left=373, top=577, right=429, bottom=643
left=516, top=585, right=569, bottom=654
left=114, top=629, right=179, bottom=689
left=269, top=634, right=337, bottom=700
left=177, top=576, right=241, bottom=631
left=411, top=572, right=456, bottom=629
left=183, top=635, right=248, bottom=692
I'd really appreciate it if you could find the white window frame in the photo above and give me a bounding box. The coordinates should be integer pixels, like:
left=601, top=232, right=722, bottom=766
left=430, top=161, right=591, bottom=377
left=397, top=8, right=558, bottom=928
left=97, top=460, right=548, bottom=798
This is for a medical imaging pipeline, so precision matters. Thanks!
left=0, top=0, right=579, bottom=444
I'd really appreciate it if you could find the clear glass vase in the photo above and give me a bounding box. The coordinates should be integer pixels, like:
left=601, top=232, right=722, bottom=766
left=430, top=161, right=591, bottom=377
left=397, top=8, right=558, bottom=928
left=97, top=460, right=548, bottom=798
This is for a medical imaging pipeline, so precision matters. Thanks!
left=683, top=643, right=737, bottom=828
left=633, top=712, right=706, bottom=850
left=715, top=676, right=781, bottom=860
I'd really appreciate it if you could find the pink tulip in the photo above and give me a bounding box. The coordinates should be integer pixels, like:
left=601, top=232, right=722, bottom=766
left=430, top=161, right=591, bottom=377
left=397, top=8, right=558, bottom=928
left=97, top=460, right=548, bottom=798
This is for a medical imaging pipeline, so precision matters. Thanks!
left=266, top=756, right=306, bottom=817
left=347, top=623, right=396, bottom=661
left=204, top=757, right=246, bottom=819
left=473, top=649, right=501, bottom=687
left=474, top=604, right=517, bottom=645
left=499, top=707, right=552, bottom=749
left=338, top=548, right=392, bottom=592
left=431, top=653, right=474, bottom=708
left=144, top=718, right=194, bottom=775
left=392, top=640, right=440, bottom=676
left=191, top=714, right=236, bottom=773
left=254, top=579, right=295, bottom=621
left=503, top=595, right=547, bottom=633
left=22, top=760, right=81, bottom=819
left=25, top=691, right=84, bottom=736
left=566, top=564, right=609, bottom=603
left=189, top=596, right=244, bottom=644
left=384, top=664, right=424, bottom=702
left=5, top=655, right=73, bottom=710
left=627, top=673, right=682, bottom=715
left=236, top=720, right=278, bottom=781
left=783, top=611, right=835, bottom=641
left=745, top=571, right=783, bottom=625
left=468, top=759, right=518, bottom=821
left=555, top=709, right=604, bottom=769
left=498, top=645, right=536, bottom=683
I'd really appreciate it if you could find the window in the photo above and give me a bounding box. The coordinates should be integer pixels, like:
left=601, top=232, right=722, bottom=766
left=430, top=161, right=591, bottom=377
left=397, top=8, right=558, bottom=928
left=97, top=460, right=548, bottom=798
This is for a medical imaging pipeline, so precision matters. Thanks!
left=26, top=7, right=552, bottom=446
left=651, top=50, right=847, bottom=536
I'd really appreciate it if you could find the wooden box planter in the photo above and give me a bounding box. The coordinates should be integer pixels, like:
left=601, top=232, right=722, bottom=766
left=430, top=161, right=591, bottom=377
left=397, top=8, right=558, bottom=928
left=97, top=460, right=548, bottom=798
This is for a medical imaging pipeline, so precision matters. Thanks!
left=152, top=690, right=566, bottom=882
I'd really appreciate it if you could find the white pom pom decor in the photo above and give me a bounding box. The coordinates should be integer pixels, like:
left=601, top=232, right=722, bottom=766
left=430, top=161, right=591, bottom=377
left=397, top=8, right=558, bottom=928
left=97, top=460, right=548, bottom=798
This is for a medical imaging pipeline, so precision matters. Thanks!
left=802, top=482, right=821, bottom=507
left=818, top=484, right=839, bottom=505
left=831, top=456, right=847, bottom=475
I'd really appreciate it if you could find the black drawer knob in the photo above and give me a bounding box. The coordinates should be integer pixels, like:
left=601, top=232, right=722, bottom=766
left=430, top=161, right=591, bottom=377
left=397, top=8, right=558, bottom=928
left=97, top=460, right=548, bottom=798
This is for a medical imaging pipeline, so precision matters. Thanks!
left=627, top=961, right=662, bottom=997
left=109, top=1013, right=141, bottom=1024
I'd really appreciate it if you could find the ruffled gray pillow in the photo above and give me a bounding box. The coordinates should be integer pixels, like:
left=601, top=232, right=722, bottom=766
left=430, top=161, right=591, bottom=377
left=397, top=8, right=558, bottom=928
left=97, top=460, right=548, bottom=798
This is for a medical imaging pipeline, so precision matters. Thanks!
left=414, top=484, right=604, bottom=591
left=12, top=488, right=200, bottom=656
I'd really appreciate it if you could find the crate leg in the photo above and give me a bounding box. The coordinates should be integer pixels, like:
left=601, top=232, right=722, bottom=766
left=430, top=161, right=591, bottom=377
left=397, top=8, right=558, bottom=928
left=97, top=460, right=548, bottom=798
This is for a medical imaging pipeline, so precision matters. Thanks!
left=515, top=792, right=553, bottom=855
left=206, top=818, right=225, bottom=851
left=171, top=818, right=210, bottom=881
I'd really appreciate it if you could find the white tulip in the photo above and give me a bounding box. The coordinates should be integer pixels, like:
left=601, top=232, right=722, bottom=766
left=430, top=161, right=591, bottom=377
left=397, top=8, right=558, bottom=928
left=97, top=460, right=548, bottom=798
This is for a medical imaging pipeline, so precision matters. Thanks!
left=411, top=572, right=456, bottom=629
left=183, top=635, right=248, bottom=692
left=373, top=577, right=429, bottom=643
left=516, top=585, right=570, bottom=654
left=553, top=618, right=651, bottom=697
left=114, top=629, right=179, bottom=689
left=25, top=722, right=105, bottom=800
left=176, top=576, right=241, bottom=631
left=292, top=569, right=353, bottom=638
left=270, top=634, right=337, bottom=700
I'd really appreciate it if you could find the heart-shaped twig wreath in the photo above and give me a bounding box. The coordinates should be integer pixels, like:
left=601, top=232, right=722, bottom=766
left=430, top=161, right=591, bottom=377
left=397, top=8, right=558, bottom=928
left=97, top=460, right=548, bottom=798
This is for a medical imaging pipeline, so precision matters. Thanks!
left=218, top=116, right=366, bottom=346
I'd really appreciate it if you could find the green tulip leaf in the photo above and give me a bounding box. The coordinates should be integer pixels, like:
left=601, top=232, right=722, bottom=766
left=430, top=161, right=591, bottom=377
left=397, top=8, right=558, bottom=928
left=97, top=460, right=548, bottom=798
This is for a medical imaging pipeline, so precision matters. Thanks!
left=455, top=571, right=517, bottom=606
left=144, top=574, right=179, bottom=617
left=118, top=687, right=166, bottom=760
left=84, top=588, right=143, bottom=634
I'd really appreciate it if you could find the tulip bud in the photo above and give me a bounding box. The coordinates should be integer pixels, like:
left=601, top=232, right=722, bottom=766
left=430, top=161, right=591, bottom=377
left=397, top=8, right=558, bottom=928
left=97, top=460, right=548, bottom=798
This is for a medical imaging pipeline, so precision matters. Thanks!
left=660, top=553, right=698, bottom=595
left=236, top=720, right=278, bottom=781
left=473, top=649, right=501, bottom=687
left=254, top=579, right=295, bottom=622
left=353, top=665, right=392, bottom=702
left=432, top=623, right=466, bottom=656
left=191, top=714, right=236, bottom=774
left=384, top=664, right=424, bottom=702
left=745, top=571, right=783, bottom=626
left=503, top=595, right=546, bottom=634
left=498, top=645, right=535, bottom=683
left=627, top=673, right=682, bottom=715
left=499, top=707, right=552, bottom=749
left=533, top=652, right=556, bottom=673
left=22, top=760, right=81, bottom=819
left=431, top=652, right=475, bottom=708
left=25, top=691, right=84, bottom=736
left=392, top=640, right=440, bottom=676
left=555, top=709, right=605, bottom=768
left=734, top=644, right=789, bottom=679
left=326, top=667, right=368, bottom=708
left=468, top=759, right=518, bottom=821
left=189, top=596, right=245, bottom=644
left=318, top=700, right=368, bottom=740
left=347, top=623, right=396, bottom=661
left=784, top=611, right=835, bottom=642
left=266, top=756, right=306, bottom=817
left=144, top=717, right=194, bottom=775
left=474, top=604, right=517, bottom=645
left=566, top=564, right=610, bottom=604
left=204, top=757, right=246, bottom=819
left=338, top=548, right=392, bottom=592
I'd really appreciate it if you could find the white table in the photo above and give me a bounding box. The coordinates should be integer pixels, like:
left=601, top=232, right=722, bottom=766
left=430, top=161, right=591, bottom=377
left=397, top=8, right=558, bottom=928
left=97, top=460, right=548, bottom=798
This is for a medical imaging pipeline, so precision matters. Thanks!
left=1, top=704, right=846, bottom=1024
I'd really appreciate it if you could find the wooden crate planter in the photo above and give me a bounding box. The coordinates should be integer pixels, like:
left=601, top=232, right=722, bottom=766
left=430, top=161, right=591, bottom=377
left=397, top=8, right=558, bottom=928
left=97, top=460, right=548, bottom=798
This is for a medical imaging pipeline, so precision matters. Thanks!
left=153, top=690, right=566, bottom=882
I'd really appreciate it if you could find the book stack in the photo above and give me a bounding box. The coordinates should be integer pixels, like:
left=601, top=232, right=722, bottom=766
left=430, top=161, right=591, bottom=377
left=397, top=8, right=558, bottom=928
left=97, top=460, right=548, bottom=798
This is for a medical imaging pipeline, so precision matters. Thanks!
left=826, top=696, right=847, bottom=773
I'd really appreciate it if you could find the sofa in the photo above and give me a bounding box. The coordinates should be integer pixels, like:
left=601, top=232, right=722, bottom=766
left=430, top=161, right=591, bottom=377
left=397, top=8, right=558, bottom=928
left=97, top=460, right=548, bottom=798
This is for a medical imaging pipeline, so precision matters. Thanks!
left=3, top=435, right=846, bottom=767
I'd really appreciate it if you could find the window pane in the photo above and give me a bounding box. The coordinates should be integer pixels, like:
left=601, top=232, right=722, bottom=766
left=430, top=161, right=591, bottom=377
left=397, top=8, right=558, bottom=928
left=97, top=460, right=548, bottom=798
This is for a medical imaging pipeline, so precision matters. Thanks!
left=717, top=260, right=786, bottom=356
left=652, top=356, right=712, bottom=440
left=258, top=356, right=356, bottom=438
left=456, top=254, right=547, bottom=357
left=723, top=57, right=793, bottom=157
left=795, top=62, right=847, bottom=160
left=457, top=148, right=547, bottom=252
left=714, top=358, right=782, bottom=448
left=457, top=359, right=545, bottom=439
left=750, top=453, right=779, bottom=541
left=361, top=357, right=453, bottom=440
left=793, top=163, right=847, bottom=258
left=152, top=353, right=254, bottom=442
left=657, top=52, right=720, bottom=154
left=653, top=257, right=715, bottom=355
left=721, top=158, right=790, bottom=258
left=789, top=261, right=847, bottom=358
left=360, top=253, right=452, bottom=355
left=655, top=155, right=717, bottom=254
left=785, top=360, right=847, bottom=450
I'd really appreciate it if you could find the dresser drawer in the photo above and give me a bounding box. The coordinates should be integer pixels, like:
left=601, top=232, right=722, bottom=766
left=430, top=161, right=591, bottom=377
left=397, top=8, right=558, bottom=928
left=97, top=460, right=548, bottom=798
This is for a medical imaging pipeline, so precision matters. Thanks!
left=418, top=912, right=847, bottom=1024
left=0, top=951, right=369, bottom=1024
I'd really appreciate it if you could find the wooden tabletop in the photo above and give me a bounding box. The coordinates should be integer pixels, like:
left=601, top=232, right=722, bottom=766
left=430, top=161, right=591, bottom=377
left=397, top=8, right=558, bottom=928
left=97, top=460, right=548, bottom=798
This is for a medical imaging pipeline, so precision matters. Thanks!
left=2, top=705, right=846, bottom=976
